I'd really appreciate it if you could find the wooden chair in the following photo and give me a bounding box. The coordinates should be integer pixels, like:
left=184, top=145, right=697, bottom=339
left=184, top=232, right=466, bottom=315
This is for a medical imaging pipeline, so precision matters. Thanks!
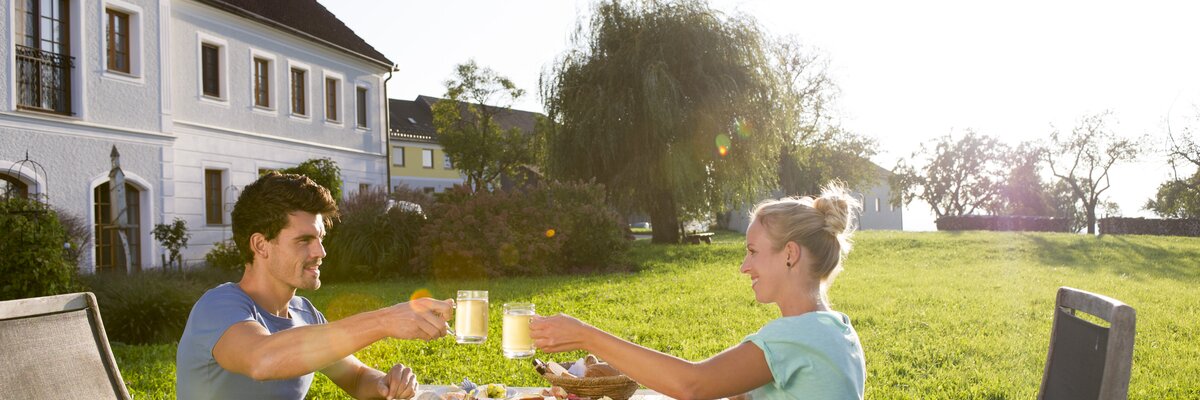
left=1039, top=287, right=1136, bottom=400
left=0, top=292, right=131, bottom=399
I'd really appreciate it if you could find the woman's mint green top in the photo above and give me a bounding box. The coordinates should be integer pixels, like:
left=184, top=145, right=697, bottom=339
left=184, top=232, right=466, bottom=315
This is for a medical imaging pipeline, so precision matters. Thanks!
left=741, top=311, right=865, bottom=400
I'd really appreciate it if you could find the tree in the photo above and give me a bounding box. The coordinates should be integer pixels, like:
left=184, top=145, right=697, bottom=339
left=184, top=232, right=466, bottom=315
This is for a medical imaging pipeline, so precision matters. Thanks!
left=890, top=130, right=1009, bottom=218
left=992, top=142, right=1055, bottom=216
left=779, top=126, right=879, bottom=197
left=1146, top=121, right=1200, bottom=218
left=279, top=158, right=343, bottom=200
left=432, top=60, right=537, bottom=193
left=152, top=218, right=190, bottom=271
left=769, top=36, right=878, bottom=196
left=541, top=0, right=783, bottom=244
left=1045, top=112, right=1141, bottom=234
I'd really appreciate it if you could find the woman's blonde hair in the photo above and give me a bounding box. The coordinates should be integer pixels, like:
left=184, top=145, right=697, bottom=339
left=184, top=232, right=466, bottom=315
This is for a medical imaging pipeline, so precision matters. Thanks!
left=749, top=182, right=860, bottom=284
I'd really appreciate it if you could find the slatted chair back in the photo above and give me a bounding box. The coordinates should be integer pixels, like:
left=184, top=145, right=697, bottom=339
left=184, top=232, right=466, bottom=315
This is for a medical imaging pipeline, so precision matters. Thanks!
left=0, top=292, right=131, bottom=399
left=1039, top=286, right=1136, bottom=400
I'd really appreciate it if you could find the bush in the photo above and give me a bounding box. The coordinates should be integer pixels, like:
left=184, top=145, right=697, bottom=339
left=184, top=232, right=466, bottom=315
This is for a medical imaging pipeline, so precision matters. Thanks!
left=390, top=183, right=436, bottom=212
left=83, top=268, right=238, bottom=345
left=413, top=181, right=629, bottom=278
left=0, top=197, right=79, bottom=300
left=322, top=188, right=425, bottom=281
left=55, top=206, right=92, bottom=269
left=205, top=240, right=244, bottom=272
left=935, top=215, right=1071, bottom=232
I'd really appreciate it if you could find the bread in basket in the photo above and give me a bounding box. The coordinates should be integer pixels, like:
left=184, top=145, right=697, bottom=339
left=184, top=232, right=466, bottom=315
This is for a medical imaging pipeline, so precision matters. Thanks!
left=537, top=360, right=639, bottom=400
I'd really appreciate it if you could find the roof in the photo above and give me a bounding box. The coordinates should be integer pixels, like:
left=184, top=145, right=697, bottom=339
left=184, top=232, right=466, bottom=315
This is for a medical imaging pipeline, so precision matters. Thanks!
left=388, top=99, right=439, bottom=143
left=389, top=95, right=543, bottom=143
left=196, top=0, right=393, bottom=67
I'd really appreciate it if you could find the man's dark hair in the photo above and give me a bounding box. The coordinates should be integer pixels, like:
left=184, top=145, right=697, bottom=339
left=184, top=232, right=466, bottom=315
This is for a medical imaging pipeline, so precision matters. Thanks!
left=231, top=171, right=339, bottom=264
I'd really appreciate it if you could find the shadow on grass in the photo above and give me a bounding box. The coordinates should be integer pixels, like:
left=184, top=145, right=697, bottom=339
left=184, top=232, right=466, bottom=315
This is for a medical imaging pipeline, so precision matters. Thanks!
left=1025, top=234, right=1200, bottom=281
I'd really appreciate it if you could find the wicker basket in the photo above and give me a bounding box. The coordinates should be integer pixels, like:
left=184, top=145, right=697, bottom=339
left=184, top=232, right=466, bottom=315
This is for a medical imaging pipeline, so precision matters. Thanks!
left=541, top=363, right=639, bottom=400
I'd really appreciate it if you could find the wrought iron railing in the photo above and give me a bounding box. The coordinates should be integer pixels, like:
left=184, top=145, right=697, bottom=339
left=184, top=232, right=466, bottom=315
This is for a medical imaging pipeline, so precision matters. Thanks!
left=15, top=45, right=74, bottom=115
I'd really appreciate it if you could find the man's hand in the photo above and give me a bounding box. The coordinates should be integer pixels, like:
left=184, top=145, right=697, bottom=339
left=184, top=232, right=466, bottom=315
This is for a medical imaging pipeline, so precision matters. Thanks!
left=384, top=298, right=454, bottom=341
left=375, top=363, right=417, bottom=400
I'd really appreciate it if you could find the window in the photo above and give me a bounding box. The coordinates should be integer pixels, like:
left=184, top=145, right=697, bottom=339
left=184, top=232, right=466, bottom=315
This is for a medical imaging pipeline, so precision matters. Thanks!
left=290, top=67, right=307, bottom=115
left=423, top=187, right=435, bottom=194
left=325, top=77, right=340, bottom=122
left=15, top=0, right=73, bottom=114
left=253, top=57, right=270, bottom=107
left=392, top=146, right=405, bottom=166
left=1, top=174, right=29, bottom=199
left=422, top=149, right=434, bottom=168
left=356, top=86, right=368, bottom=128
left=444, top=155, right=453, bottom=169
left=201, top=44, right=220, bottom=97
left=359, top=183, right=369, bottom=193
left=874, top=198, right=881, bottom=212
left=106, top=9, right=130, bottom=73
left=94, top=182, right=142, bottom=272
left=205, top=169, right=223, bottom=224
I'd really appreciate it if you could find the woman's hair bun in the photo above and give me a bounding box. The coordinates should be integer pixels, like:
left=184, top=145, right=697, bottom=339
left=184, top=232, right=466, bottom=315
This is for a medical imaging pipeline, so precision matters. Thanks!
left=813, top=183, right=859, bottom=236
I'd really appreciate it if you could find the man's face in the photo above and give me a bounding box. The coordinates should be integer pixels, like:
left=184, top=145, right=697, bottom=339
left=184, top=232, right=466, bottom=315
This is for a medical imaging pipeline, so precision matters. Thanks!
left=265, top=211, right=327, bottom=291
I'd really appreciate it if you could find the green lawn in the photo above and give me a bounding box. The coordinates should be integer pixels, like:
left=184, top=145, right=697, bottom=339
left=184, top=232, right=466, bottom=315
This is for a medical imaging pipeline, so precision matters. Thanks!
left=113, top=231, right=1200, bottom=399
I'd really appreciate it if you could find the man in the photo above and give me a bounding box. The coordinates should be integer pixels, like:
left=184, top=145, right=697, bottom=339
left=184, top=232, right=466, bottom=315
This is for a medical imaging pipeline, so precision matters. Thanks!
left=177, top=172, right=453, bottom=399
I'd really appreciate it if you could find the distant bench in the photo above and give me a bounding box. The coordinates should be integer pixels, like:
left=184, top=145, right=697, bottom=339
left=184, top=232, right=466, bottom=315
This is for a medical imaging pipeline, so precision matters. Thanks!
left=684, top=232, right=714, bottom=244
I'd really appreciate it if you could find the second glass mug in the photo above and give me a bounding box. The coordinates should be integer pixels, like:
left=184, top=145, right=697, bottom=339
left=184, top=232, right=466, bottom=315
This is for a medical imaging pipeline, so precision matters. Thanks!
left=502, top=302, right=535, bottom=359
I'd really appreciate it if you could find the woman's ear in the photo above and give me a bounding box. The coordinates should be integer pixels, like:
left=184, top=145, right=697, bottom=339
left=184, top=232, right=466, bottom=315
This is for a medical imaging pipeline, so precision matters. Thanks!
left=786, top=241, right=802, bottom=265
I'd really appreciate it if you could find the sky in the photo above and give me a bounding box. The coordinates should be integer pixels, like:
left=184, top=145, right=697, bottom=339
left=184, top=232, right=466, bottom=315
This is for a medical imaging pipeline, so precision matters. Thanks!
left=323, top=0, right=1200, bottom=231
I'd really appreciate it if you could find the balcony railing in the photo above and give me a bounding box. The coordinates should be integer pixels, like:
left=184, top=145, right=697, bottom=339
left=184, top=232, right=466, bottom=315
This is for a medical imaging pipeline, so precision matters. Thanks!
left=16, top=45, right=74, bottom=115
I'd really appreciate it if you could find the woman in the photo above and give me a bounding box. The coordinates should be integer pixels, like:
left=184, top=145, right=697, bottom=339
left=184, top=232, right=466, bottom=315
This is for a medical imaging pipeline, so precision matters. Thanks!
left=530, top=184, right=865, bottom=400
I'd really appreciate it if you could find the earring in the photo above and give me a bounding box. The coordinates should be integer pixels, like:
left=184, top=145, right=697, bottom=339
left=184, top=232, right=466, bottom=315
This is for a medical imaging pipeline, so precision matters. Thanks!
left=786, top=262, right=792, bottom=268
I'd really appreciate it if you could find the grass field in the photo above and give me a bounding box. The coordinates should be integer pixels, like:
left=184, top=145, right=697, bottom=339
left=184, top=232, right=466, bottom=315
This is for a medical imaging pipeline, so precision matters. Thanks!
left=113, top=231, right=1200, bottom=399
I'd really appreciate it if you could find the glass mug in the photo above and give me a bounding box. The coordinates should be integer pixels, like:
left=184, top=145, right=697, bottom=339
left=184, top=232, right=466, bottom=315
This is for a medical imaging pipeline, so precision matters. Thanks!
left=502, top=303, right=536, bottom=358
left=455, top=290, right=488, bottom=344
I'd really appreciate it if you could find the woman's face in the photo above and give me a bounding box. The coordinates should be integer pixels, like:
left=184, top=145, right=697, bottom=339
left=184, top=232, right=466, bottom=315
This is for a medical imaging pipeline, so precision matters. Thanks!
left=740, top=220, right=791, bottom=304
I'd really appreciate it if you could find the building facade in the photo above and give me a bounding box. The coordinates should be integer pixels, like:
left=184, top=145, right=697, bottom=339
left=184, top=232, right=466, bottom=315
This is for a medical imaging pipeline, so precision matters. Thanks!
left=1, top=0, right=393, bottom=271
left=725, top=163, right=904, bottom=233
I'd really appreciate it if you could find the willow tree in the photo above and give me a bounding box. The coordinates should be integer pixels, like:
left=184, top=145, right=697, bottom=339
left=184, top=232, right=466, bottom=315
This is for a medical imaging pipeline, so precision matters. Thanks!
left=541, top=0, right=782, bottom=244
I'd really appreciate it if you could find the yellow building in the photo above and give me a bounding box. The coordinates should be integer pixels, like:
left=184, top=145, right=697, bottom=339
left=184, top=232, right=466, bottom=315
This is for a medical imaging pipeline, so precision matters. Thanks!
left=388, top=97, right=464, bottom=192
left=388, top=95, right=543, bottom=193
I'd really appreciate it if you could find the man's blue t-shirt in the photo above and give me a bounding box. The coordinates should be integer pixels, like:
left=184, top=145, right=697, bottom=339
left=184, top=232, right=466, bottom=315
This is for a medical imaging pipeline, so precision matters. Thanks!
left=742, top=311, right=866, bottom=400
left=176, top=283, right=327, bottom=400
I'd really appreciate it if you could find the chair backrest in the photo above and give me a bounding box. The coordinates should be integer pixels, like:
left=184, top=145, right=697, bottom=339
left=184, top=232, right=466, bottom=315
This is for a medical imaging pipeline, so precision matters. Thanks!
left=0, top=292, right=131, bottom=399
left=1039, top=286, right=1136, bottom=400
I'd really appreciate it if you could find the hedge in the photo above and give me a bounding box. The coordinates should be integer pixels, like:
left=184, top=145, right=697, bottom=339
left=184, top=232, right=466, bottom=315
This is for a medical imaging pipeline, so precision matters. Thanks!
left=1098, top=217, right=1200, bottom=237
left=935, top=215, right=1071, bottom=232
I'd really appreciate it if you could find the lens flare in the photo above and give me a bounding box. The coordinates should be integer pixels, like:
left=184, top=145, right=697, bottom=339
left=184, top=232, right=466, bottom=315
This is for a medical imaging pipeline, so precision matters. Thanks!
left=715, top=134, right=732, bottom=157
left=410, top=288, right=433, bottom=301
left=718, top=145, right=729, bottom=157
left=735, top=119, right=754, bottom=138
left=545, top=229, right=556, bottom=238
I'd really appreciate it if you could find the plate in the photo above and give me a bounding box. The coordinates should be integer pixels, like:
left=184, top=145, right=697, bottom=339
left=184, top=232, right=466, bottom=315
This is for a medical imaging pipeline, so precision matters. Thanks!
left=424, top=385, right=521, bottom=400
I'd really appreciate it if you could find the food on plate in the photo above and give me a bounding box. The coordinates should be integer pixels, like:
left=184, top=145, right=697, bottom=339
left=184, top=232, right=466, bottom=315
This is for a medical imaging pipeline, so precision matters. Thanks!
left=484, top=383, right=508, bottom=399
left=542, top=386, right=569, bottom=400
left=413, top=390, right=441, bottom=400
left=514, top=393, right=544, bottom=400
left=442, top=392, right=467, bottom=400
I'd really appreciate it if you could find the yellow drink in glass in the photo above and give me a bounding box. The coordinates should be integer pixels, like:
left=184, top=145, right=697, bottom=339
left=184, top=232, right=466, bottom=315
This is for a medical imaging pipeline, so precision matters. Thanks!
left=455, top=291, right=488, bottom=344
left=502, top=303, right=535, bottom=358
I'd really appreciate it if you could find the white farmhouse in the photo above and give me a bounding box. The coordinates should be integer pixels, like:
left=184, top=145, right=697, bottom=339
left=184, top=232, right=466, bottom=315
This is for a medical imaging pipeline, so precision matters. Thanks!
left=0, top=0, right=394, bottom=271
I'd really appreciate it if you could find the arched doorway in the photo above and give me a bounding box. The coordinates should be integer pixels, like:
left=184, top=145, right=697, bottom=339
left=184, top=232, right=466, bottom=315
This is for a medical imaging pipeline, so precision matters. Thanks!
left=0, top=173, right=29, bottom=199
left=93, top=181, right=141, bottom=273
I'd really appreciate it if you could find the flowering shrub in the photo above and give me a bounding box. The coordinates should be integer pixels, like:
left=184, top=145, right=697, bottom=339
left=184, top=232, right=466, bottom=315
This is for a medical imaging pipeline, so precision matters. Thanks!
left=322, top=188, right=426, bottom=281
left=0, top=197, right=79, bottom=300
left=413, top=182, right=629, bottom=278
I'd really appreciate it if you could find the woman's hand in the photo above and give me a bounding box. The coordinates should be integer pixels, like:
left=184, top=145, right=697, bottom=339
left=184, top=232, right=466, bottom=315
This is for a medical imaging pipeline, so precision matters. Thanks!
left=530, top=314, right=593, bottom=353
